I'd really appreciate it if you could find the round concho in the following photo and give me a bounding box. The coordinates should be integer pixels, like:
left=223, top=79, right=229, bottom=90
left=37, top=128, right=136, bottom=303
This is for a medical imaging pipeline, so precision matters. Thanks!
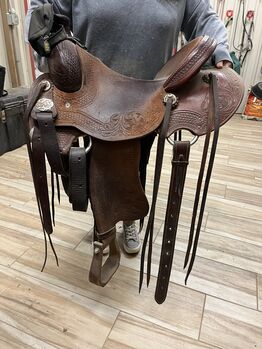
left=35, top=98, right=54, bottom=112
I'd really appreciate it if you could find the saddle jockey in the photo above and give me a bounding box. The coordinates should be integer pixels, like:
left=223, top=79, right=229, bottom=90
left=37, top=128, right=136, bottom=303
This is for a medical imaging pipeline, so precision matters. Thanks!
left=26, top=0, right=232, bottom=254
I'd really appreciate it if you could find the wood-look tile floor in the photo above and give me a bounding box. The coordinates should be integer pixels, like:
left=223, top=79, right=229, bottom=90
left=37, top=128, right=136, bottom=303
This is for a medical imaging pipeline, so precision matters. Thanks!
left=0, top=115, right=261, bottom=349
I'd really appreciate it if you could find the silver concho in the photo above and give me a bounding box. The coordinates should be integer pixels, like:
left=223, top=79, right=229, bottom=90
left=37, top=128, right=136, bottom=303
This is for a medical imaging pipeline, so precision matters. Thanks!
left=163, top=93, right=178, bottom=106
left=41, top=80, right=51, bottom=91
left=35, top=98, right=54, bottom=112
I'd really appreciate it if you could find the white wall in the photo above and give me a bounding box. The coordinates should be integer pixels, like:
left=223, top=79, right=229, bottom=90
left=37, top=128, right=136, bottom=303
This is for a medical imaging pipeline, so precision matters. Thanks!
left=2, top=0, right=262, bottom=92
left=0, top=0, right=32, bottom=89
left=0, top=11, right=12, bottom=89
left=211, top=0, right=262, bottom=88
left=12, top=0, right=32, bottom=87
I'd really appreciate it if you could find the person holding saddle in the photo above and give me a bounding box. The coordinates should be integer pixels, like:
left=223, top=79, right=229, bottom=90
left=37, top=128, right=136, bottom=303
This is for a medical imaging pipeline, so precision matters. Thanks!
left=26, top=0, right=232, bottom=255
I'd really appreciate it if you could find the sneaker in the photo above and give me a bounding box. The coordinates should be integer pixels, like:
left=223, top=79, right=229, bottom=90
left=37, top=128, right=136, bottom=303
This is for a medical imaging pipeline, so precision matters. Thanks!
left=123, top=221, right=141, bottom=254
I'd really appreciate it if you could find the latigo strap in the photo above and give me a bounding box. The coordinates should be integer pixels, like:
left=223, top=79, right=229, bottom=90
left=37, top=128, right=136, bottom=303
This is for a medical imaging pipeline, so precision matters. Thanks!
left=139, top=94, right=177, bottom=291
left=155, top=141, right=190, bottom=304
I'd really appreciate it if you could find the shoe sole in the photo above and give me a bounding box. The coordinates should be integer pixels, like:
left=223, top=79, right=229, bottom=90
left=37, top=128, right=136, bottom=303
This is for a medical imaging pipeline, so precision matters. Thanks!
left=123, top=242, right=141, bottom=254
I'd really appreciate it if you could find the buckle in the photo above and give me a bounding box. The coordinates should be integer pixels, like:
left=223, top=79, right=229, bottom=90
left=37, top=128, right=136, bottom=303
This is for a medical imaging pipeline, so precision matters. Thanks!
left=167, top=134, right=199, bottom=146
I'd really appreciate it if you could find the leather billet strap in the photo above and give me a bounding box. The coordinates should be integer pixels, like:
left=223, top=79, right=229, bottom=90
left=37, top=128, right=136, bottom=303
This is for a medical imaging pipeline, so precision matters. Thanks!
left=89, top=227, right=121, bottom=286
left=36, top=111, right=67, bottom=228
left=31, top=125, right=60, bottom=268
left=155, top=141, right=190, bottom=304
left=69, top=147, right=88, bottom=212
left=37, top=111, right=67, bottom=176
left=139, top=94, right=177, bottom=291
left=31, top=126, right=53, bottom=234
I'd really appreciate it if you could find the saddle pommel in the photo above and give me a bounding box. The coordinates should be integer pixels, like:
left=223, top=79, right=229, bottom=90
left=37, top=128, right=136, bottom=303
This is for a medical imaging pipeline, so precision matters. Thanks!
left=48, top=40, right=82, bottom=93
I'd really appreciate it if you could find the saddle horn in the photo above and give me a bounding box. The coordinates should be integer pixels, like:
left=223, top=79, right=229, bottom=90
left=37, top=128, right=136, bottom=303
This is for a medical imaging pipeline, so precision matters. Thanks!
left=48, top=40, right=82, bottom=92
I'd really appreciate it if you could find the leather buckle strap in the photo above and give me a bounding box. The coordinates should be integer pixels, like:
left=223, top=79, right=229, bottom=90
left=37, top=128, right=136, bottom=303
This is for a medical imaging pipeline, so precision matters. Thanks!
left=89, top=227, right=121, bottom=287
left=155, top=141, right=190, bottom=304
left=69, top=147, right=88, bottom=212
left=37, top=111, right=67, bottom=176
left=31, top=127, right=53, bottom=235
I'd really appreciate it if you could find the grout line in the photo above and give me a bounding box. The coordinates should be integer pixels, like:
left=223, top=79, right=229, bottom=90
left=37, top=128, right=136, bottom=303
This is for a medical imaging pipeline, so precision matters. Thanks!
left=200, top=339, right=224, bottom=349
left=73, top=227, right=93, bottom=251
left=198, top=294, right=206, bottom=341
left=101, top=311, right=120, bottom=349
left=203, top=212, right=208, bottom=230
left=110, top=310, right=224, bottom=349
left=202, top=294, right=262, bottom=313
left=154, top=229, right=262, bottom=276
left=0, top=319, right=60, bottom=349
left=155, top=238, right=259, bottom=276
left=256, top=273, right=259, bottom=311
left=9, top=247, right=32, bottom=268
left=204, top=228, right=262, bottom=248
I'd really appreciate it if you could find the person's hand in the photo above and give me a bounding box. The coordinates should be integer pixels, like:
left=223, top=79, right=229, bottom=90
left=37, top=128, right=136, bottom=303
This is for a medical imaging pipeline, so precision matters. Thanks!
left=215, top=60, right=232, bottom=69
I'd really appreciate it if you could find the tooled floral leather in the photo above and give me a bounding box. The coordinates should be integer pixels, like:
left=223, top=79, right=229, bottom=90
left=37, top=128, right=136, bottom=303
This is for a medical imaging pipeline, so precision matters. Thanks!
left=167, top=67, right=244, bottom=137
left=31, top=36, right=244, bottom=148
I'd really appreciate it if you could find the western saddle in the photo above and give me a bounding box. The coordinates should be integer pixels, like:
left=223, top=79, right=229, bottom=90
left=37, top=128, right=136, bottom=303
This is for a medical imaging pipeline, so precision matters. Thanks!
left=25, top=8, right=244, bottom=304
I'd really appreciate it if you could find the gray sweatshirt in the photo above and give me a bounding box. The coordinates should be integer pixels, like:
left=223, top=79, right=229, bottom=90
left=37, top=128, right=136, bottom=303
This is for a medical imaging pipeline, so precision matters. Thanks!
left=26, top=0, right=231, bottom=79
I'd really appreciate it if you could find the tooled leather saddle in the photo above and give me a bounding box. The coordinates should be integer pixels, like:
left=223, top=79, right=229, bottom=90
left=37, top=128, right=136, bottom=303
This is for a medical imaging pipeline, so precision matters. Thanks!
left=25, top=10, right=244, bottom=304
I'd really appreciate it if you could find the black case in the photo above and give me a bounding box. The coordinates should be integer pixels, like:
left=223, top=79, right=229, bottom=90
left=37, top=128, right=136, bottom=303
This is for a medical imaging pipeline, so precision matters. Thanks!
left=0, top=87, right=29, bottom=156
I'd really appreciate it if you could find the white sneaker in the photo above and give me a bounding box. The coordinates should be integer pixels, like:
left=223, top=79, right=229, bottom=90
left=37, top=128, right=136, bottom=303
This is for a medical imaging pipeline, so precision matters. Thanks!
left=123, top=222, right=141, bottom=254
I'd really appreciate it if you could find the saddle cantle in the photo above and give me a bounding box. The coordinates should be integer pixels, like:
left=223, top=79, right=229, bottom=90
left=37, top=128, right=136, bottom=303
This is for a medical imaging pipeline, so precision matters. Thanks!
left=25, top=16, right=244, bottom=303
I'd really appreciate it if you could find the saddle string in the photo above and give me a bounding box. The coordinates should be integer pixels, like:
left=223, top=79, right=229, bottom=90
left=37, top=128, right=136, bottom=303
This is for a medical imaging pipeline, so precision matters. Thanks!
left=183, top=74, right=215, bottom=269
left=23, top=82, right=50, bottom=272
left=50, top=172, right=61, bottom=223
left=56, top=173, right=61, bottom=204
left=184, top=74, right=220, bottom=283
left=146, top=97, right=176, bottom=287
left=36, top=114, right=90, bottom=266
left=32, top=126, right=59, bottom=269
left=41, top=226, right=48, bottom=272
left=23, top=82, right=52, bottom=236
left=34, top=131, right=59, bottom=270
left=47, top=233, right=59, bottom=268
left=139, top=132, right=157, bottom=233
left=51, top=170, right=56, bottom=225
left=24, top=81, right=60, bottom=271
left=139, top=96, right=175, bottom=291
left=31, top=127, right=53, bottom=233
